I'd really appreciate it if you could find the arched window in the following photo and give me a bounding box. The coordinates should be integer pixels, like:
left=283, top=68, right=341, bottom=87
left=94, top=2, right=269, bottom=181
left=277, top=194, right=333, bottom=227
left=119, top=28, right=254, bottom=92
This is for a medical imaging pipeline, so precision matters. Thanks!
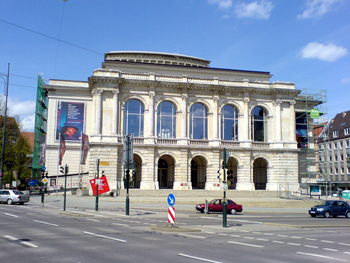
left=123, top=99, right=144, bottom=137
left=251, top=106, right=267, bottom=142
left=157, top=101, right=176, bottom=138
left=190, top=103, right=208, bottom=139
left=221, top=105, right=238, bottom=140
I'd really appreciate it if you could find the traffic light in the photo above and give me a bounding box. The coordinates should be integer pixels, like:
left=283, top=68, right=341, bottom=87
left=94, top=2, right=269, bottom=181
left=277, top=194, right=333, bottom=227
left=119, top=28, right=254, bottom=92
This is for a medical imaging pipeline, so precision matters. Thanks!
left=101, top=171, right=105, bottom=177
left=60, top=166, right=64, bottom=174
left=65, top=166, right=69, bottom=174
left=132, top=170, right=136, bottom=182
left=125, top=169, right=130, bottom=179
left=217, top=169, right=227, bottom=182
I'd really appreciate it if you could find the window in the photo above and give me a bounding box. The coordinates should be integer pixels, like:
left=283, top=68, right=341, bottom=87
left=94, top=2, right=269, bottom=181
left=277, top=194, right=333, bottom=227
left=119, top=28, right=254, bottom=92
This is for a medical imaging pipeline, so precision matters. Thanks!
left=157, top=101, right=176, bottom=138
left=123, top=99, right=144, bottom=137
left=333, top=130, right=339, bottom=138
left=251, top=106, right=267, bottom=142
left=344, top=127, right=350, bottom=136
left=189, top=103, right=208, bottom=139
left=221, top=105, right=238, bottom=140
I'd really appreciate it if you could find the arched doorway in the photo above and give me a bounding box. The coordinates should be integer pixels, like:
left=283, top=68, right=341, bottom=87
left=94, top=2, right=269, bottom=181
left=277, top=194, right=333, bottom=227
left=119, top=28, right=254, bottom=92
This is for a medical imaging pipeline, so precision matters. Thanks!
left=227, top=157, right=238, bottom=189
left=157, top=155, right=175, bottom=189
left=132, top=154, right=142, bottom=188
left=253, top=158, right=267, bottom=190
left=191, top=156, right=207, bottom=189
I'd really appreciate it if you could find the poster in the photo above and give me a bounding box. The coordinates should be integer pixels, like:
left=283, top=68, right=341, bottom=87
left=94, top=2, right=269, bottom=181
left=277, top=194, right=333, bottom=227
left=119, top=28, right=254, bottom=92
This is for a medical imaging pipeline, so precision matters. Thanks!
left=80, top=133, right=89, bottom=165
left=39, top=135, right=46, bottom=166
left=90, top=175, right=110, bottom=196
left=56, top=101, right=85, bottom=141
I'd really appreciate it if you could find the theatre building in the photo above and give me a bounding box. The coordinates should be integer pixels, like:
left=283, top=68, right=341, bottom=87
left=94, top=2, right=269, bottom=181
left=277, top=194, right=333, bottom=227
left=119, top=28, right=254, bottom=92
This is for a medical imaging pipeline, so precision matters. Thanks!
left=40, top=51, right=314, bottom=192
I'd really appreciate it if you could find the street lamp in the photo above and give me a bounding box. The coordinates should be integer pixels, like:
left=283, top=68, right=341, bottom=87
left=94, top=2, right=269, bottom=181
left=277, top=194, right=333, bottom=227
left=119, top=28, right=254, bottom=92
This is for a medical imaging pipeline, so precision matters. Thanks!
left=0, top=63, right=10, bottom=189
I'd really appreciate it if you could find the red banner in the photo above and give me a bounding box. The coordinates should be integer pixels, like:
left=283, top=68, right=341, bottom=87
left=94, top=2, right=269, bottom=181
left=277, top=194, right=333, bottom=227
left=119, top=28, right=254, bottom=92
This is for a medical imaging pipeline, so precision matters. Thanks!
left=90, top=175, right=110, bottom=196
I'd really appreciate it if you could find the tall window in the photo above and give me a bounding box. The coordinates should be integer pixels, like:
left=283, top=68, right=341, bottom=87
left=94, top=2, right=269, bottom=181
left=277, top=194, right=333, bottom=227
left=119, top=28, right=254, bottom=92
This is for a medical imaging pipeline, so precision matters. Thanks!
left=123, top=99, right=144, bottom=137
left=251, top=106, right=267, bottom=142
left=157, top=101, right=176, bottom=138
left=221, top=105, right=238, bottom=140
left=190, top=103, right=207, bottom=139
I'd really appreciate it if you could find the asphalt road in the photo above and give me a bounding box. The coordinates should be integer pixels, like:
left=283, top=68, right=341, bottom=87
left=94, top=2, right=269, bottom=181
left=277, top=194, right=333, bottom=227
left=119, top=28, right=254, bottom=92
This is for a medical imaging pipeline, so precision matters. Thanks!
left=1, top=200, right=350, bottom=263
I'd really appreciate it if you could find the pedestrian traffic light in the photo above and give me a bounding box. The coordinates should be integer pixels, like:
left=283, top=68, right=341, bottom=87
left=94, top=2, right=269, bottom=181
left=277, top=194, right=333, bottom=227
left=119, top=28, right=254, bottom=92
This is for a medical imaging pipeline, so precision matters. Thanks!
left=126, top=169, right=130, bottom=178
left=60, top=166, right=64, bottom=174
left=65, top=166, right=69, bottom=174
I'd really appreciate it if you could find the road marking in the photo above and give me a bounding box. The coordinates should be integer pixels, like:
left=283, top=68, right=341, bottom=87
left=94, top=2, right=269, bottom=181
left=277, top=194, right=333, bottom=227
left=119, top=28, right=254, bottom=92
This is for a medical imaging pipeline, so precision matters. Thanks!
left=230, top=235, right=241, bottom=237
left=218, top=233, right=228, bottom=236
left=33, top=220, right=59, bottom=227
left=256, top=238, right=269, bottom=241
left=277, top=234, right=287, bottom=237
left=339, top=243, right=350, bottom=246
left=239, top=230, right=250, bottom=232
left=304, top=245, right=318, bottom=248
left=344, top=252, right=350, bottom=255
left=272, top=240, right=285, bottom=244
left=243, top=237, right=255, bottom=239
left=177, top=233, right=206, bottom=239
left=178, top=253, right=222, bottom=263
left=83, top=231, right=127, bottom=242
left=85, top=218, right=100, bottom=222
left=263, top=233, right=274, bottom=236
left=4, top=213, right=18, bottom=217
left=204, top=232, right=216, bottom=234
left=291, top=236, right=302, bottom=239
left=323, top=248, right=338, bottom=252
left=252, top=232, right=261, bottom=234
left=321, top=240, right=334, bottom=243
left=4, top=235, right=38, bottom=248
left=112, top=223, right=129, bottom=226
left=228, top=241, right=264, bottom=248
left=296, top=252, right=346, bottom=262
left=306, top=238, right=317, bottom=241
left=287, top=243, right=301, bottom=246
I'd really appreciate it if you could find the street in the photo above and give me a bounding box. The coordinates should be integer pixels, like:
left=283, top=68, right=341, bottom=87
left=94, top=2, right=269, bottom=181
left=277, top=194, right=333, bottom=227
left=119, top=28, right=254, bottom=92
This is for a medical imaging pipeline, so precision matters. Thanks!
left=0, top=197, right=350, bottom=263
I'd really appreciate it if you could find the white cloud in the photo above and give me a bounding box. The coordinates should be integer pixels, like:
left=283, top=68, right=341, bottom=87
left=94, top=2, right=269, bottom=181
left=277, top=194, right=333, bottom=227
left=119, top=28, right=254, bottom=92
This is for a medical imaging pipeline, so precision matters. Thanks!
left=20, top=114, right=35, bottom=132
left=6, top=98, right=36, bottom=132
left=300, top=42, right=348, bottom=62
left=298, top=0, right=342, bottom=19
left=341, top=77, right=350, bottom=83
left=235, top=0, right=274, bottom=19
left=208, top=0, right=233, bottom=9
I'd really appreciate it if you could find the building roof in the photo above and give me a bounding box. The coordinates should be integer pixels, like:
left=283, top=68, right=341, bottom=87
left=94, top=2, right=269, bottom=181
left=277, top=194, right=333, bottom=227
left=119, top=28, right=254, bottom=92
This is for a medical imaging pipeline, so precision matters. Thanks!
left=319, top=110, right=350, bottom=142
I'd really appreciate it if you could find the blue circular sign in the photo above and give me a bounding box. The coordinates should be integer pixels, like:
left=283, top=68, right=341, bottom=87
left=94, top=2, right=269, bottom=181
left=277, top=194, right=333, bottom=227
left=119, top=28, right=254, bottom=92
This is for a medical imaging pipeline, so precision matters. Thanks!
left=167, top=193, right=175, bottom=206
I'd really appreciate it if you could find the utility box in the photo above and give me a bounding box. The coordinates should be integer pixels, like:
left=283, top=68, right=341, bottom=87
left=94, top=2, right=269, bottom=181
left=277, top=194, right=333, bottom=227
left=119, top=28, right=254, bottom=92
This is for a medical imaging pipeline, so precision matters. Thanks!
left=342, top=190, right=350, bottom=200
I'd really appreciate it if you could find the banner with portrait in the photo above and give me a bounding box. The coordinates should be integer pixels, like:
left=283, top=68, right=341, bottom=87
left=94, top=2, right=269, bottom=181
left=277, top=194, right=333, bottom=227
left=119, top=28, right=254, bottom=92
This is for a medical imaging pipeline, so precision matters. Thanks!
left=39, top=135, right=46, bottom=166
left=80, top=133, right=90, bottom=165
left=56, top=101, right=85, bottom=141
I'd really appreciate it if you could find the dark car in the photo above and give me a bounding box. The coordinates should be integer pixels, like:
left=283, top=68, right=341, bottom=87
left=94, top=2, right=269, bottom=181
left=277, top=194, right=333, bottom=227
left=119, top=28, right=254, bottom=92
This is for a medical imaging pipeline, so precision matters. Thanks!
left=196, top=199, right=243, bottom=214
left=309, top=200, right=350, bottom=218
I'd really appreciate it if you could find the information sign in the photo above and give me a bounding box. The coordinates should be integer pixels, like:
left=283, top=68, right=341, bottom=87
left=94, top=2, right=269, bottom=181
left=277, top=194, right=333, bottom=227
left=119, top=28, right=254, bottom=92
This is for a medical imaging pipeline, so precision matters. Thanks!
left=167, top=193, right=175, bottom=206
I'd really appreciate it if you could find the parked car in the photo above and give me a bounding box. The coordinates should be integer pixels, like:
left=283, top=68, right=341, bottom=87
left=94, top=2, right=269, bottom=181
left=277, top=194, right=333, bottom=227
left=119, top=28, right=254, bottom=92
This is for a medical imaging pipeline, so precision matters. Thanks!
left=308, top=200, right=350, bottom=218
left=0, top=189, right=30, bottom=205
left=196, top=199, right=243, bottom=214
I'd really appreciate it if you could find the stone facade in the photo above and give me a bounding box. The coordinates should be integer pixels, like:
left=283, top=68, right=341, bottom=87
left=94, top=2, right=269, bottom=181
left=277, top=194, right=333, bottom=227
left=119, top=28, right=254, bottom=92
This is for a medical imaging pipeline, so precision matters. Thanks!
left=43, top=51, right=303, bottom=192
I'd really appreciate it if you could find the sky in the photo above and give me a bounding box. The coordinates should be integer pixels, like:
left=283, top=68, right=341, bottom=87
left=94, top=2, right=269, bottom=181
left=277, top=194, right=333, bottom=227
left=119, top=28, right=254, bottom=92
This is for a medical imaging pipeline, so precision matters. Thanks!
left=0, top=0, right=349, bottom=132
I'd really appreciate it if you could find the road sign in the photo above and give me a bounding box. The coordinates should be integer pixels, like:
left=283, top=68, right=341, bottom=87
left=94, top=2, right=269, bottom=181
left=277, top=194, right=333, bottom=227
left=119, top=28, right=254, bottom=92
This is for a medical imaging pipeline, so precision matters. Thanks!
left=167, top=193, right=175, bottom=206
left=123, top=134, right=134, bottom=164
left=29, top=179, right=37, bottom=186
left=168, top=206, right=175, bottom=224
left=99, top=161, right=110, bottom=166
left=42, top=178, right=48, bottom=184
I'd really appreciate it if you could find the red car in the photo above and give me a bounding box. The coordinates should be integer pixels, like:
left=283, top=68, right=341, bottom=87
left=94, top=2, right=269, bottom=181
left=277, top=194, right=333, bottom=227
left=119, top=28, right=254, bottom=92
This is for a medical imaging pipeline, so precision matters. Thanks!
left=196, top=199, right=243, bottom=214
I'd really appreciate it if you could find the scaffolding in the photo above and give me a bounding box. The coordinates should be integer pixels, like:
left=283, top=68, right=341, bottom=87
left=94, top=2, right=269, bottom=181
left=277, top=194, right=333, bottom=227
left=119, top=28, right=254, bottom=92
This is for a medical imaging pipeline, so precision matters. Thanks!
left=32, top=75, right=47, bottom=178
left=295, top=88, right=328, bottom=190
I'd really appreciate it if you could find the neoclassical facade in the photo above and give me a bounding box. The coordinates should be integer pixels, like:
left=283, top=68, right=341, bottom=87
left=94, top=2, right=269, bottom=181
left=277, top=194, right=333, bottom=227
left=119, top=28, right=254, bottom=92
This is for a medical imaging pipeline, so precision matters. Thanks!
left=43, top=51, right=303, bottom=192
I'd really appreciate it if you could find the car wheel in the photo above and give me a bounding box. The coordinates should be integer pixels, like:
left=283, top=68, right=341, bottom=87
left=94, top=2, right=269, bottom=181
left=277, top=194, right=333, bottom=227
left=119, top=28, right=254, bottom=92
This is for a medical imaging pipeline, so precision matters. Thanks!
left=346, top=211, right=350, bottom=218
left=324, top=211, right=330, bottom=218
left=7, top=199, right=13, bottom=205
left=310, top=214, right=316, bottom=217
left=231, top=209, right=237, bottom=215
left=200, top=209, right=204, bottom=213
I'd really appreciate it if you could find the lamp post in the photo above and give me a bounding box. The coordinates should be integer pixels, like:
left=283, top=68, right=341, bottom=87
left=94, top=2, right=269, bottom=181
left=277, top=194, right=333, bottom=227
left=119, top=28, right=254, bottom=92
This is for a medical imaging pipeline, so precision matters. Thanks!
left=0, top=63, right=10, bottom=189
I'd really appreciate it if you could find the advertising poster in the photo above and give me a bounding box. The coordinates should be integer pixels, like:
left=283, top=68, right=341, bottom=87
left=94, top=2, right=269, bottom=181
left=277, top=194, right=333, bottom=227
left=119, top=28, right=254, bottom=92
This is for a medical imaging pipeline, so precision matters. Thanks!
left=310, top=185, right=321, bottom=196
left=56, top=101, right=85, bottom=141
left=39, top=135, right=46, bottom=166
left=89, top=175, right=110, bottom=196
left=80, top=133, right=90, bottom=165
left=58, top=133, right=66, bottom=165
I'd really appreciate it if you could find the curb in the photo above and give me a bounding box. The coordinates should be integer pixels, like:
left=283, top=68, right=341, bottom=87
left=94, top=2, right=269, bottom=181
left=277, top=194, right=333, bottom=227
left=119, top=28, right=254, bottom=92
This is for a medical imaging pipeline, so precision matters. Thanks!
left=150, top=224, right=201, bottom=232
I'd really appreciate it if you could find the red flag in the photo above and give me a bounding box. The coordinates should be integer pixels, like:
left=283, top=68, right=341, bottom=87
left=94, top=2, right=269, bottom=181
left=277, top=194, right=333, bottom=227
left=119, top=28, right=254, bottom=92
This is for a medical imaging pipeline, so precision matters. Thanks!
left=90, top=175, right=110, bottom=196
left=80, top=133, right=89, bottom=165
left=59, top=133, right=66, bottom=165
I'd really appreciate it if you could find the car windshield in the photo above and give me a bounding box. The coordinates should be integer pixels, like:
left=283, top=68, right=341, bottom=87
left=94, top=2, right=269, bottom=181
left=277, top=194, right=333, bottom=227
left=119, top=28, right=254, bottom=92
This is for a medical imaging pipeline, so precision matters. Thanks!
left=209, top=199, right=219, bottom=204
left=318, top=201, right=333, bottom=206
left=12, top=190, right=24, bottom=195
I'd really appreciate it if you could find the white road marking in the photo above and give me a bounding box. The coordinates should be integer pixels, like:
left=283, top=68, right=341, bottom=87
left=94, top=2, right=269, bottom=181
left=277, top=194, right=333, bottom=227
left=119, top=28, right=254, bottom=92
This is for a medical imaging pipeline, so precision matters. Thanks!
left=178, top=253, right=222, bottom=263
left=218, top=233, right=228, bottom=236
left=321, top=240, right=335, bottom=243
left=344, top=252, right=350, bottom=255
left=297, top=252, right=346, bottom=262
left=263, top=233, right=274, bottom=236
left=304, top=245, right=318, bottom=248
left=272, top=240, right=285, bottom=244
left=323, top=248, right=338, bottom=252
left=230, top=235, right=241, bottom=237
left=339, top=243, right=350, bottom=246
left=291, top=236, right=302, bottom=239
left=277, top=234, right=287, bottom=237
left=177, top=233, right=206, bottom=239
left=4, top=213, right=18, bottom=217
left=228, top=241, right=264, bottom=248
left=83, top=231, right=127, bottom=242
left=85, top=218, right=100, bottom=222
left=33, top=220, right=59, bottom=227
left=306, top=238, right=317, bottom=241
left=243, top=237, right=255, bottom=239
left=256, top=238, right=269, bottom=241
left=287, top=243, right=301, bottom=246
left=4, top=235, right=38, bottom=248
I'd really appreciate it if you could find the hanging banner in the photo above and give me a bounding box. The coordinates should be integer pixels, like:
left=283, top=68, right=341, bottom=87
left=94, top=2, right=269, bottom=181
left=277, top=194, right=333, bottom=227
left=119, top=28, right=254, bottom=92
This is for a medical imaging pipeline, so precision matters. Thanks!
left=80, top=133, right=90, bottom=165
left=90, top=175, right=110, bottom=196
left=59, top=134, right=66, bottom=165
left=56, top=101, right=85, bottom=141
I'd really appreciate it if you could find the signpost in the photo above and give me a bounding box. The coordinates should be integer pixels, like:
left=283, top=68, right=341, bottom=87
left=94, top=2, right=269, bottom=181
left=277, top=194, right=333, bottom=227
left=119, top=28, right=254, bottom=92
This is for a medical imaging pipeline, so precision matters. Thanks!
left=222, top=148, right=228, bottom=228
left=123, top=134, right=134, bottom=215
left=167, top=193, right=176, bottom=225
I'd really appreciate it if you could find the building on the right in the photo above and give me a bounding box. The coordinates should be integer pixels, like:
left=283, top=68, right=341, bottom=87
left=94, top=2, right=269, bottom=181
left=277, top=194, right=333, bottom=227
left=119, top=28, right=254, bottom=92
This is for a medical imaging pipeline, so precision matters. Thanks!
left=316, top=110, right=350, bottom=194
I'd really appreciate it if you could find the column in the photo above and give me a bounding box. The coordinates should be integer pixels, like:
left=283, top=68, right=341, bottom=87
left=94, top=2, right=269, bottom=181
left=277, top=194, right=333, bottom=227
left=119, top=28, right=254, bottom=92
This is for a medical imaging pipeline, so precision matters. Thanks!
left=93, top=89, right=102, bottom=135
left=181, top=94, right=187, bottom=138
left=243, top=93, right=250, bottom=141
left=213, top=96, right=219, bottom=139
left=289, top=101, right=296, bottom=142
left=112, top=89, right=119, bottom=134
left=275, top=100, right=282, bottom=142
left=149, top=91, right=155, bottom=137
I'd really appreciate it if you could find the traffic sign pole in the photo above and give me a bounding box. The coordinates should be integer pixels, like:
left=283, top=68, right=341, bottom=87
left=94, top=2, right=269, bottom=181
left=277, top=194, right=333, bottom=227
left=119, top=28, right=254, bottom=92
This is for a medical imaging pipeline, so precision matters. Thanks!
left=223, top=148, right=227, bottom=228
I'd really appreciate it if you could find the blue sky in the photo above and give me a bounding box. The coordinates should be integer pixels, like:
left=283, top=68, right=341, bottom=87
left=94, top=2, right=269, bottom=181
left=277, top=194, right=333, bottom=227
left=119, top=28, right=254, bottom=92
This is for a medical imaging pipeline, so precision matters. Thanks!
left=0, top=0, right=349, bottom=132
